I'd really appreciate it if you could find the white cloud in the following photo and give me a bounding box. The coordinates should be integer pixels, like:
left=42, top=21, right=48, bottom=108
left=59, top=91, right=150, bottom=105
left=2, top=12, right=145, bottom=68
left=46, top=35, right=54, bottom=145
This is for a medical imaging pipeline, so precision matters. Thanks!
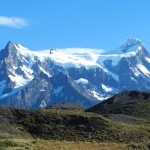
left=0, top=16, right=28, bottom=28
left=57, top=48, right=105, bottom=54
left=37, top=48, right=105, bottom=55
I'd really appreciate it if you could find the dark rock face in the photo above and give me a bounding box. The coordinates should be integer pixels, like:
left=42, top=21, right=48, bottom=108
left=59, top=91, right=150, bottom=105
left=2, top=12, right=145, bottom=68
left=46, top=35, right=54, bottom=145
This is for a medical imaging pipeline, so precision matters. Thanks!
left=50, top=72, right=96, bottom=108
left=0, top=38, right=150, bottom=109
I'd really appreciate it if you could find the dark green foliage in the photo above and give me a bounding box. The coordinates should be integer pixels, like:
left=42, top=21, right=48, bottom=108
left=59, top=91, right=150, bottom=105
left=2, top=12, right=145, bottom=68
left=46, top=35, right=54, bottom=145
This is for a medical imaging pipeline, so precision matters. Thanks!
left=127, top=143, right=148, bottom=150
left=0, top=140, right=18, bottom=148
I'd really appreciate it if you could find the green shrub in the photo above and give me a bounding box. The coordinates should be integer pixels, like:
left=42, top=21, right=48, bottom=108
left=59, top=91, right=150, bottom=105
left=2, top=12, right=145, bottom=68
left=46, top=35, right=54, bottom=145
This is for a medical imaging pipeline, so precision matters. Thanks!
left=127, top=143, right=148, bottom=150
left=0, top=139, right=18, bottom=148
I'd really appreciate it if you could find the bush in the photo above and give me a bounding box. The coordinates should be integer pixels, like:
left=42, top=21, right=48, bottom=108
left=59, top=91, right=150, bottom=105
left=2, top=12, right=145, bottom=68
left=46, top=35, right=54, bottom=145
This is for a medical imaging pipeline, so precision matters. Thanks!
left=0, top=139, right=18, bottom=148
left=127, top=143, right=148, bottom=150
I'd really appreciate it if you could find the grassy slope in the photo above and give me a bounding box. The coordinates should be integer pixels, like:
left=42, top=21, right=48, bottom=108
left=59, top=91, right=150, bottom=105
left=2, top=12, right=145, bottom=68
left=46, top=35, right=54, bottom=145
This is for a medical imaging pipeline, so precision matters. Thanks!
left=0, top=103, right=149, bottom=149
left=19, top=110, right=150, bottom=144
left=0, top=138, right=149, bottom=150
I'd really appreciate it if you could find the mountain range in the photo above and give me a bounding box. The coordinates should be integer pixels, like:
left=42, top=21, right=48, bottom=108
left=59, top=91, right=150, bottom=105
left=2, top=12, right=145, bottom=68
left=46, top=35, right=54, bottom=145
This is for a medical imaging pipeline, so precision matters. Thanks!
left=0, top=38, right=150, bottom=109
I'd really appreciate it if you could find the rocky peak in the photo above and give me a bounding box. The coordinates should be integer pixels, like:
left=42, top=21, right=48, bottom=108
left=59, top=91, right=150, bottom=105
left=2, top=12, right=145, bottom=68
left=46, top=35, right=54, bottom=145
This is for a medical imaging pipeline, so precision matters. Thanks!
left=0, top=41, right=17, bottom=58
left=5, top=41, right=12, bottom=48
left=118, top=38, right=144, bottom=53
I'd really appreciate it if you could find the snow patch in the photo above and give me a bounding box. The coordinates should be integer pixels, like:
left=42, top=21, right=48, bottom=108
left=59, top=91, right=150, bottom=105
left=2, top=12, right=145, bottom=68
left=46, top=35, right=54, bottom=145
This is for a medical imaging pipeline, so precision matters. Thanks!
left=9, top=73, right=33, bottom=88
left=137, top=64, right=150, bottom=76
left=91, top=91, right=101, bottom=100
left=130, top=67, right=141, bottom=77
left=131, top=77, right=137, bottom=83
left=0, top=69, right=34, bottom=99
left=20, top=65, right=33, bottom=79
left=90, top=90, right=107, bottom=101
left=75, top=78, right=89, bottom=84
left=105, top=69, right=119, bottom=82
left=39, top=66, right=51, bottom=77
left=101, top=84, right=113, bottom=92
left=40, top=100, right=47, bottom=108
left=0, top=81, right=30, bottom=100
left=138, top=46, right=142, bottom=50
left=40, top=89, right=46, bottom=92
left=145, top=57, right=150, bottom=63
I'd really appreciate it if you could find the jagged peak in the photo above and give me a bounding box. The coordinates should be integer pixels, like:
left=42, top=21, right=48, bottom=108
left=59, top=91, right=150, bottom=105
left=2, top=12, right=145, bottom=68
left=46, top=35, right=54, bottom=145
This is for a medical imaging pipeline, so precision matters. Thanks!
left=7, top=41, right=12, bottom=45
left=4, top=41, right=25, bottom=51
left=5, top=41, right=14, bottom=49
left=118, top=37, right=144, bottom=53
left=124, top=37, right=143, bottom=45
left=0, top=41, right=35, bottom=61
left=0, top=41, right=16, bottom=57
left=4, top=41, right=29, bottom=52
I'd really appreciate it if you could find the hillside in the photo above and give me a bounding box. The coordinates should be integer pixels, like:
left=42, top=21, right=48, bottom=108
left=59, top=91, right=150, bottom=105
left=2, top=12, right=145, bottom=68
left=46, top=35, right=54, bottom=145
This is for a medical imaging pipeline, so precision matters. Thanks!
left=47, top=102, right=84, bottom=110
left=86, top=90, right=150, bottom=120
left=0, top=104, right=149, bottom=148
left=0, top=104, right=149, bottom=149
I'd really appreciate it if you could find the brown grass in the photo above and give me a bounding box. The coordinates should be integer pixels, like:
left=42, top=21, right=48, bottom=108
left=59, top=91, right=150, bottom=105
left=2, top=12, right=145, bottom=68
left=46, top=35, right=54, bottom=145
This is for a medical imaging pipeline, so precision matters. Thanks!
left=0, top=138, right=148, bottom=150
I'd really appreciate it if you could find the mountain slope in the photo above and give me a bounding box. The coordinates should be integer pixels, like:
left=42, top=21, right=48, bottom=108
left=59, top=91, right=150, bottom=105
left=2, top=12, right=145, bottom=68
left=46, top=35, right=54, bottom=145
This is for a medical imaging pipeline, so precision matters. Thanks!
left=86, top=90, right=150, bottom=119
left=0, top=38, right=150, bottom=109
left=47, top=102, right=84, bottom=110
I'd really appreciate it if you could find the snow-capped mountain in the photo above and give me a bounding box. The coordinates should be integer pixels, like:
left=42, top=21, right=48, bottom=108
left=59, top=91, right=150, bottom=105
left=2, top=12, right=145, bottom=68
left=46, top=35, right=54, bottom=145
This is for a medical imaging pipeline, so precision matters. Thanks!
left=0, top=38, right=150, bottom=109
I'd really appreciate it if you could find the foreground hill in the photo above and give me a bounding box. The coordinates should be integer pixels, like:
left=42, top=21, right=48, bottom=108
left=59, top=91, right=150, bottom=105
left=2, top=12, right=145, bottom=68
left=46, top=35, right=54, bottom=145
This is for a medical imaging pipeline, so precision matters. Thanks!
left=47, top=102, right=84, bottom=110
left=86, top=90, right=150, bottom=120
left=1, top=38, right=150, bottom=109
left=0, top=104, right=149, bottom=149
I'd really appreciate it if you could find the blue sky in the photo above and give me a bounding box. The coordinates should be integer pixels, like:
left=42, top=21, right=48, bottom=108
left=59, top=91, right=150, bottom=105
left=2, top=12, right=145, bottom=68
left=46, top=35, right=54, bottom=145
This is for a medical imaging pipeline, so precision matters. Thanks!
left=0, top=0, right=150, bottom=51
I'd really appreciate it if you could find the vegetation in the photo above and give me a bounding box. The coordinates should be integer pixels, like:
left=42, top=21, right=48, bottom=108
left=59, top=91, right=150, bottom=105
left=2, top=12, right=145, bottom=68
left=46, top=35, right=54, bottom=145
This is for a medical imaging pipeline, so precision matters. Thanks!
left=86, top=90, right=150, bottom=120
left=18, top=109, right=150, bottom=144
left=0, top=91, right=150, bottom=149
left=47, top=102, right=84, bottom=110
left=0, top=138, right=149, bottom=150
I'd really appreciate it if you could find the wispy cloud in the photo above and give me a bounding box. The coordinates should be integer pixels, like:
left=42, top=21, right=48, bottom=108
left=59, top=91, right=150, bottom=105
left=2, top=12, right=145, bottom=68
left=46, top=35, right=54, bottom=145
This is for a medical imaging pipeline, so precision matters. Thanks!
left=37, top=48, right=105, bottom=54
left=57, top=48, right=105, bottom=54
left=0, top=16, right=28, bottom=28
